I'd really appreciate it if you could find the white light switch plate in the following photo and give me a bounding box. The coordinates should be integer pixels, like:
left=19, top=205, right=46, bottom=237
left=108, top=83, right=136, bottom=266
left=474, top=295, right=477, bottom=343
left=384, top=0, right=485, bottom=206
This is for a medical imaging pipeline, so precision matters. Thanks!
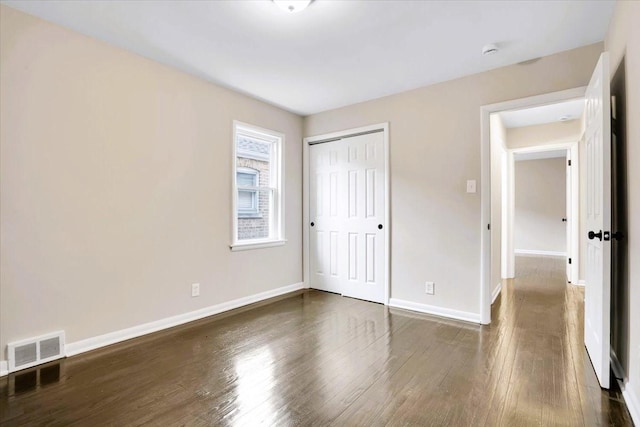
left=466, top=180, right=477, bottom=193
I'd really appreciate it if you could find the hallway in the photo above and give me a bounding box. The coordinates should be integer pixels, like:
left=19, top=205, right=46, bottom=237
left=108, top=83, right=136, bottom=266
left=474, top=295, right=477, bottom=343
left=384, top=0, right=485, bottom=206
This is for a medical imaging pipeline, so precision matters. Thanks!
left=0, top=257, right=633, bottom=425
left=491, top=255, right=631, bottom=425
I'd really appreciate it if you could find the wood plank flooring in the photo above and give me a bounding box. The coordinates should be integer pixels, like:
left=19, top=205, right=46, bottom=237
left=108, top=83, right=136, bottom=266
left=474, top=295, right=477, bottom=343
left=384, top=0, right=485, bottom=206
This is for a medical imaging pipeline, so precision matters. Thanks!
left=0, top=256, right=633, bottom=426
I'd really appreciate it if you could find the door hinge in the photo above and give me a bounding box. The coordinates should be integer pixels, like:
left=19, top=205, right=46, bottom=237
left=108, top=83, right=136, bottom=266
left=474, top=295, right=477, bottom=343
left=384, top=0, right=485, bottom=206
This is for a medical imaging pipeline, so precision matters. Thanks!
left=568, top=258, right=572, bottom=264
left=568, top=159, right=572, bottom=166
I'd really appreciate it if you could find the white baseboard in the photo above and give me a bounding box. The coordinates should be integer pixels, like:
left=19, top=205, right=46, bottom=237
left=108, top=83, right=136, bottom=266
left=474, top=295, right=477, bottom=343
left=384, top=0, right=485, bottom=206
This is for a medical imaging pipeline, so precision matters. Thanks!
left=492, top=282, right=502, bottom=304
left=610, top=348, right=640, bottom=425
left=389, top=298, right=480, bottom=324
left=59, top=282, right=304, bottom=358
left=574, top=280, right=586, bottom=287
left=622, top=381, right=640, bottom=426
left=515, top=249, right=567, bottom=257
left=0, top=282, right=305, bottom=376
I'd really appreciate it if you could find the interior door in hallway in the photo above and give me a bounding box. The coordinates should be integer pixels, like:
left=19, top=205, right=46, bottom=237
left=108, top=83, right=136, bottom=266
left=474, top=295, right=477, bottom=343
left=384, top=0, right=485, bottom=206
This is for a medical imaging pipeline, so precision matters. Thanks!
left=309, top=132, right=386, bottom=303
left=566, top=151, right=572, bottom=282
left=584, top=52, right=611, bottom=389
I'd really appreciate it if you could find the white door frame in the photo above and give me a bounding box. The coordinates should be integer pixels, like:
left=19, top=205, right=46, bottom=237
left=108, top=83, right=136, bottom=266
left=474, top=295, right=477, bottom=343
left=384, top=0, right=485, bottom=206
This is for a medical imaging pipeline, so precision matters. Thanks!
left=480, top=87, right=586, bottom=324
left=506, top=142, right=580, bottom=283
left=303, top=123, right=391, bottom=304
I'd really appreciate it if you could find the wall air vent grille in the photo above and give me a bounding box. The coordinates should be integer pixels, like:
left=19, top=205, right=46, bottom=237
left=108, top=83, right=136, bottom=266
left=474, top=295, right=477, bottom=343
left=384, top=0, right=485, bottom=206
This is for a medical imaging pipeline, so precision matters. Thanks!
left=7, top=331, right=65, bottom=373
left=15, top=343, right=37, bottom=367
left=40, top=337, right=61, bottom=359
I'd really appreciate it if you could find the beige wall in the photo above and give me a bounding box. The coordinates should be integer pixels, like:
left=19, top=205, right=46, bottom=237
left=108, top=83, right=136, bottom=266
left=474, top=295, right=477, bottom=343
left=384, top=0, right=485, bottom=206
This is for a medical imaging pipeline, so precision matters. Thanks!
left=305, top=43, right=602, bottom=315
left=506, top=119, right=582, bottom=149
left=605, top=0, right=640, bottom=418
left=514, top=158, right=566, bottom=254
left=0, top=6, right=303, bottom=361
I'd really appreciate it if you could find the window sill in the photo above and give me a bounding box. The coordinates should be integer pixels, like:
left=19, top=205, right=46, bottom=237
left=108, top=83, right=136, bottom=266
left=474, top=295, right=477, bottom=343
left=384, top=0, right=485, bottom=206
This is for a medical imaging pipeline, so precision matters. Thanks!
left=230, top=239, right=287, bottom=252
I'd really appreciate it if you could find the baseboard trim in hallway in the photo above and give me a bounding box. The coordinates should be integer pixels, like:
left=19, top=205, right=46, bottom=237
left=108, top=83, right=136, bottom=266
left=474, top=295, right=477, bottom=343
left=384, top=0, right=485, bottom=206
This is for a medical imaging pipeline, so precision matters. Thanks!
left=492, top=282, right=502, bottom=304
left=621, top=382, right=640, bottom=426
left=611, top=349, right=640, bottom=425
left=389, top=298, right=480, bottom=324
left=63, top=282, right=305, bottom=359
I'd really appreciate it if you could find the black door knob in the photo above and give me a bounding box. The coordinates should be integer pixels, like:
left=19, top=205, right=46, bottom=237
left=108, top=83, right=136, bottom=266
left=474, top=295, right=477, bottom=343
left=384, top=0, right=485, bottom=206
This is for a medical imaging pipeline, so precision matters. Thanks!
left=310, top=222, right=315, bottom=227
left=588, top=230, right=603, bottom=241
left=378, top=224, right=383, bottom=230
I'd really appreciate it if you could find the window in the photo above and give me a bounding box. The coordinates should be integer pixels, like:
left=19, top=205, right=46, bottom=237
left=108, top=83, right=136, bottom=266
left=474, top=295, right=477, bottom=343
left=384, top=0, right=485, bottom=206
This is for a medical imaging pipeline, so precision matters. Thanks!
left=237, top=168, right=260, bottom=217
left=232, top=121, right=284, bottom=250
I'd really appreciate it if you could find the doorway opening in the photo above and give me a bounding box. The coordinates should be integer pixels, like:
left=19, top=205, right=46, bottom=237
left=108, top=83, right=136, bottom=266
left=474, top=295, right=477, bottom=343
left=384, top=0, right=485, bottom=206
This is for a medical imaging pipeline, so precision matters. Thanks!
left=511, top=148, right=572, bottom=276
left=486, top=95, right=583, bottom=312
left=480, top=86, right=586, bottom=325
left=481, top=53, right=613, bottom=391
left=491, top=105, right=584, bottom=290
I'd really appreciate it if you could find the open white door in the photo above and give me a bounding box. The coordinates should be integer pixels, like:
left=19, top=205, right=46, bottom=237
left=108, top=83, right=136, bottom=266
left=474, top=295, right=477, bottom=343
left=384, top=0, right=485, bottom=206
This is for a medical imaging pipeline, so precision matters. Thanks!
left=566, top=152, right=571, bottom=282
left=584, top=52, right=611, bottom=389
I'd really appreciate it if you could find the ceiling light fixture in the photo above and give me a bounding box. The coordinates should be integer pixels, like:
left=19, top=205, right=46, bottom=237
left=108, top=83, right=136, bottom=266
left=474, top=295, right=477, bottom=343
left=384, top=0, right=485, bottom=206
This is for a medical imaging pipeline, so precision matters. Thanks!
left=273, top=0, right=311, bottom=14
left=482, top=43, right=499, bottom=56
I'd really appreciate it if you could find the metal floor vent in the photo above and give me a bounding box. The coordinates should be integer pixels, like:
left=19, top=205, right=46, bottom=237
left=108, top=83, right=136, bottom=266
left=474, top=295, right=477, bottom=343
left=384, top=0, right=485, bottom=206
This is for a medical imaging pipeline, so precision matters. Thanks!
left=8, top=331, right=65, bottom=373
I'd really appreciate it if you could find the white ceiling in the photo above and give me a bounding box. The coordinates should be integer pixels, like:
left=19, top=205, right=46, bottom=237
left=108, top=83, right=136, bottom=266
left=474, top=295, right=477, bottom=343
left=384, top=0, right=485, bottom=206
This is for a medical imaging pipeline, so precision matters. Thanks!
left=500, top=99, right=586, bottom=128
left=2, top=0, right=615, bottom=116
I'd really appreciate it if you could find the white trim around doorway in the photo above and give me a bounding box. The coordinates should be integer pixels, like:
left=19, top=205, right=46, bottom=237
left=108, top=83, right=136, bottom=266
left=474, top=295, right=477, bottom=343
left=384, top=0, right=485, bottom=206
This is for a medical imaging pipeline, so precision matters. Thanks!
left=303, top=123, right=391, bottom=305
left=480, top=86, right=586, bottom=324
left=508, top=142, right=580, bottom=283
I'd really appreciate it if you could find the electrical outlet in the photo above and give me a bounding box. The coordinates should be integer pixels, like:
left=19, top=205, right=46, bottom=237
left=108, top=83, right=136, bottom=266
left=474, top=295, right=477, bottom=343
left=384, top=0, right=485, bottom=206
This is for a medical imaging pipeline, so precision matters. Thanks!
left=191, top=283, right=200, bottom=297
left=425, top=282, right=435, bottom=295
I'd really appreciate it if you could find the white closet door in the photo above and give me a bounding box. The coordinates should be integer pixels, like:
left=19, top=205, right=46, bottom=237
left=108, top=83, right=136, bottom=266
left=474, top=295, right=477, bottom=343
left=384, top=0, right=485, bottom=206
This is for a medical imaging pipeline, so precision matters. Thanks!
left=309, top=132, right=385, bottom=303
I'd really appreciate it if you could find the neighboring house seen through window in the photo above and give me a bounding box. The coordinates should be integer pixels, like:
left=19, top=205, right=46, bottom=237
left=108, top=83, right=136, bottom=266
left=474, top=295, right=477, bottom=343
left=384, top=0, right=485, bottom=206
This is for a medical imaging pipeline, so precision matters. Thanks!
left=232, top=122, right=284, bottom=250
left=237, top=168, right=260, bottom=218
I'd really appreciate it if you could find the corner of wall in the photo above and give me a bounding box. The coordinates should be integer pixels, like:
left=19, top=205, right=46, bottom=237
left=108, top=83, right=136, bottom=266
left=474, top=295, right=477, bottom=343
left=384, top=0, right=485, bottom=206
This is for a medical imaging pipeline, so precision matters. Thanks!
left=492, top=282, right=502, bottom=304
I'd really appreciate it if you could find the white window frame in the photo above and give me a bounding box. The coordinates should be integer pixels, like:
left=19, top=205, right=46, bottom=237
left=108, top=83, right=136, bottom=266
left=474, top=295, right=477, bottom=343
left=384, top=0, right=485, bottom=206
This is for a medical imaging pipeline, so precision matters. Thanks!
left=231, top=121, right=285, bottom=251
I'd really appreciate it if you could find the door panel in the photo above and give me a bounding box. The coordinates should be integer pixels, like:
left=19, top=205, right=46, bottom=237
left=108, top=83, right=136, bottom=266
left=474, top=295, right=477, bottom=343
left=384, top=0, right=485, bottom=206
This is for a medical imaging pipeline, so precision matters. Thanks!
left=309, top=146, right=342, bottom=294
left=566, top=153, right=571, bottom=281
left=309, top=132, right=386, bottom=303
left=584, top=52, right=611, bottom=389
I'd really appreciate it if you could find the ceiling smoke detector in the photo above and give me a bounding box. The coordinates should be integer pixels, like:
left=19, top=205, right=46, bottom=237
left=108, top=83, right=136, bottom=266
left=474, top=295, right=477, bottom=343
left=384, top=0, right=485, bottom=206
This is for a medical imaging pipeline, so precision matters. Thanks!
left=482, top=43, right=499, bottom=56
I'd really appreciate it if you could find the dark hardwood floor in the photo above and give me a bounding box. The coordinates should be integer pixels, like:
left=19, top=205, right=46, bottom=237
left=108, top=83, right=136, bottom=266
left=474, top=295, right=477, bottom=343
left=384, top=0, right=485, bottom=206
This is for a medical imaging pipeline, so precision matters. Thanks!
left=0, top=256, right=633, bottom=426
